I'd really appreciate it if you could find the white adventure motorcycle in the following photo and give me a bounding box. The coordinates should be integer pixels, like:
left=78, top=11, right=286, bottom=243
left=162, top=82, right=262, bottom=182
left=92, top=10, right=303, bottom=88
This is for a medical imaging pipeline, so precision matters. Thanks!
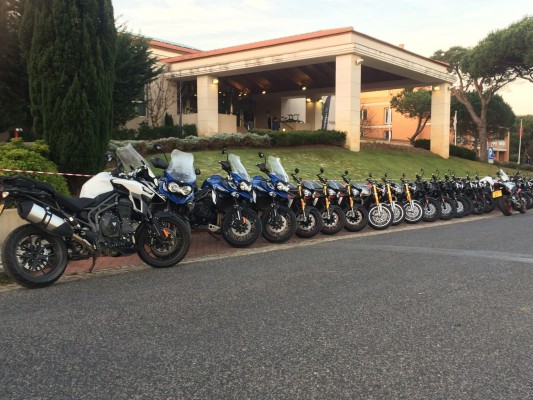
left=0, top=144, right=190, bottom=288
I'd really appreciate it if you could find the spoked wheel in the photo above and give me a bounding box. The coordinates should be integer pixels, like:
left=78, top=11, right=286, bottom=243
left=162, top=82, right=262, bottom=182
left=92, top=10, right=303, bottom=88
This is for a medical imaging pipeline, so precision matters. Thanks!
left=294, top=207, right=323, bottom=238
left=402, top=200, right=423, bottom=224
left=136, top=215, right=191, bottom=267
left=518, top=195, right=527, bottom=214
left=367, top=204, right=393, bottom=230
left=261, top=206, right=297, bottom=243
left=221, top=208, right=262, bottom=247
left=320, top=205, right=346, bottom=235
left=343, top=204, right=368, bottom=232
left=390, top=202, right=405, bottom=226
left=1, top=225, right=68, bottom=288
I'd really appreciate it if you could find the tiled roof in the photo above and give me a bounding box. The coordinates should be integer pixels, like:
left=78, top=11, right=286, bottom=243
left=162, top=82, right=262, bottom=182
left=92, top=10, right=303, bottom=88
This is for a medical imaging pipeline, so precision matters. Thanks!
left=149, top=39, right=200, bottom=54
left=160, top=27, right=354, bottom=63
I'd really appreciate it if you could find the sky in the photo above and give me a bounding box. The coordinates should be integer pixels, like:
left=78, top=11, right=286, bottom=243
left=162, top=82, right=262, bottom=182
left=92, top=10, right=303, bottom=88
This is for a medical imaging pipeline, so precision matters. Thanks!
left=112, top=0, right=532, bottom=116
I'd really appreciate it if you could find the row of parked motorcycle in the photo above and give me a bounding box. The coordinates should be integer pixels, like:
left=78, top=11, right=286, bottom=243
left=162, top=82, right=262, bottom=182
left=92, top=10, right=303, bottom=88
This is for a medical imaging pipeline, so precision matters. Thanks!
left=0, top=144, right=529, bottom=288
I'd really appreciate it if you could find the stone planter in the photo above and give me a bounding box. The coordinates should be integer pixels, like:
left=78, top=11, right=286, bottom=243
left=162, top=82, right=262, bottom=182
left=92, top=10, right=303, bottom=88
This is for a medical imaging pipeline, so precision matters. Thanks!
left=0, top=208, right=27, bottom=247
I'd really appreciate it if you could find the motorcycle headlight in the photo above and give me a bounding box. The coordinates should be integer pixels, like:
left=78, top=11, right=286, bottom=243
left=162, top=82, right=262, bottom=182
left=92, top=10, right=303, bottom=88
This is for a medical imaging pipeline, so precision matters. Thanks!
left=303, top=188, right=312, bottom=197
left=167, top=182, right=193, bottom=195
left=327, top=188, right=336, bottom=196
left=275, top=182, right=290, bottom=192
left=238, top=181, right=252, bottom=192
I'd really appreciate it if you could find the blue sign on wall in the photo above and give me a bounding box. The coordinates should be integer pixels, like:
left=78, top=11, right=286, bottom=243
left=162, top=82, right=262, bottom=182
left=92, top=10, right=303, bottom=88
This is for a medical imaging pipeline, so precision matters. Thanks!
left=488, top=147, right=494, bottom=163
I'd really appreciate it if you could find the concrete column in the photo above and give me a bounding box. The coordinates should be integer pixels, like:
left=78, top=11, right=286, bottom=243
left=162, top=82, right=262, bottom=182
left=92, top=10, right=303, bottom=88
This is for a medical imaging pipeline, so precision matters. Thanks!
left=430, top=83, right=451, bottom=159
left=197, top=75, right=219, bottom=136
left=335, top=54, right=362, bottom=151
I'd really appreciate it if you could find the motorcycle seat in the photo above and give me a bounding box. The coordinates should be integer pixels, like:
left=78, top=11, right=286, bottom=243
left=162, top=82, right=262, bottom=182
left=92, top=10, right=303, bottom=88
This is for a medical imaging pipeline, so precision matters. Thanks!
left=54, top=193, right=96, bottom=212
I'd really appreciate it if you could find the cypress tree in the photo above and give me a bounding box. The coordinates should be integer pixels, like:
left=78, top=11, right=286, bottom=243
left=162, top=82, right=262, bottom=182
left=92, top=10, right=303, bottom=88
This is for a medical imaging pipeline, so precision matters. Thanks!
left=20, top=0, right=116, bottom=174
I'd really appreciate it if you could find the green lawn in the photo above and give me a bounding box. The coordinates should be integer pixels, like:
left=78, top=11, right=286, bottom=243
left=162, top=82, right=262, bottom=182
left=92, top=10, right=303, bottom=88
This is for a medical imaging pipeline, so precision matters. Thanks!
left=162, top=144, right=505, bottom=183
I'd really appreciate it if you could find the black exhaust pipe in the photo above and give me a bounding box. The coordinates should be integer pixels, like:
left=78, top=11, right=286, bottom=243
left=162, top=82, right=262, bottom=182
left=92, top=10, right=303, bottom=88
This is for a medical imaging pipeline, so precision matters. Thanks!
left=18, top=201, right=73, bottom=237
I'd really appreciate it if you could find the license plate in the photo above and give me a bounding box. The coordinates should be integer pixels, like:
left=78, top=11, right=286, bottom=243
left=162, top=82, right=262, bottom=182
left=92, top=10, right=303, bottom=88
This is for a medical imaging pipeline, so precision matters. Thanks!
left=492, top=189, right=503, bottom=198
left=0, top=203, right=4, bottom=216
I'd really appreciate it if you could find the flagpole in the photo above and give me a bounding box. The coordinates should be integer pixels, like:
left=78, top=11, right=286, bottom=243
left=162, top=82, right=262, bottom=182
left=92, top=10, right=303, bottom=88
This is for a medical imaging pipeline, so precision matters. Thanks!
left=454, top=111, right=457, bottom=146
left=518, top=119, right=523, bottom=164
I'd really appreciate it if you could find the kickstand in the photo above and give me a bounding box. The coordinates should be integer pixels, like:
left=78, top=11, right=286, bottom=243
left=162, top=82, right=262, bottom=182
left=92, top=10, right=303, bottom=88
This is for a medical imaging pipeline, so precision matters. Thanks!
left=208, top=231, right=221, bottom=241
left=88, top=255, right=97, bottom=273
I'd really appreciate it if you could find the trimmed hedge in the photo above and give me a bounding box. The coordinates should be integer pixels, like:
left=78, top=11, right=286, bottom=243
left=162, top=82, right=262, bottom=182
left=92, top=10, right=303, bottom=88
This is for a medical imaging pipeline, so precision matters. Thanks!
left=414, top=139, right=477, bottom=161
left=110, top=133, right=272, bottom=155
left=111, top=123, right=198, bottom=141
left=110, top=130, right=347, bottom=156
left=253, top=129, right=346, bottom=147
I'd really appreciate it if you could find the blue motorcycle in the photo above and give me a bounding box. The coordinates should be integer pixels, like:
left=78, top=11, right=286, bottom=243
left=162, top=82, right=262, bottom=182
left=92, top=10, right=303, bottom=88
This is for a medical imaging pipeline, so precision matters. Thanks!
left=151, top=147, right=262, bottom=248
left=251, top=152, right=297, bottom=243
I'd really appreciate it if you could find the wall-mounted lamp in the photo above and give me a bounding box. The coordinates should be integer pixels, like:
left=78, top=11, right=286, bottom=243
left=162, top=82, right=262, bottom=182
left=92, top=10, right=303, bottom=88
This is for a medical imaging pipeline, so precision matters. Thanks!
left=301, top=86, right=307, bottom=91
left=212, top=78, right=219, bottom=84
left=306, top=98, right=312, bottom=102
left=262, top=90, right=266, bottom=95
left=355, top=58, right=364, bottom=65
left=432, top=86, right=441, bottom=91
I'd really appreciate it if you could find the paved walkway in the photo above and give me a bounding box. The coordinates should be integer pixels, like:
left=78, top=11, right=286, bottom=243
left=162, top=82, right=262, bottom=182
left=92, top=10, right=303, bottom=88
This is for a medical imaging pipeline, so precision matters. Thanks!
left=0, top=213, right=497, bottom=291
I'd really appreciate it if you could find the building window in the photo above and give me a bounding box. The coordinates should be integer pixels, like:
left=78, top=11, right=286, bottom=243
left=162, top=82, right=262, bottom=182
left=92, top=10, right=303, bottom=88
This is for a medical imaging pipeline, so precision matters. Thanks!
left=134, top=86, right=147, bottom=117
left=384, top=107, right=392, bottom=124
left=361, top=109, right=368, bottom=121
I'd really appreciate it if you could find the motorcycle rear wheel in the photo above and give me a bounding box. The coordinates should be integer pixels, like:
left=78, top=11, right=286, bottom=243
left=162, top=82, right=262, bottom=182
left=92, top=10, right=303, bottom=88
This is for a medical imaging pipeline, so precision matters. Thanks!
left=496, top=195, right=513, bottom=216
left=221, top=208, right=262, bottom=247
left=136, top=215, right=191, bottom=267
left=1, top=225, right=68, bottom=288
left=261, top=206, right=297, bottom=243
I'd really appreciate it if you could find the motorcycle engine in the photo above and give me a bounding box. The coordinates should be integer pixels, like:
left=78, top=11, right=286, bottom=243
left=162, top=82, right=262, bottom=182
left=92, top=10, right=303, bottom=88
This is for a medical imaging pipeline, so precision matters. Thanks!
left=100, top=211, right=122, bottom=237
left=193, top=200, right=216, bottom=225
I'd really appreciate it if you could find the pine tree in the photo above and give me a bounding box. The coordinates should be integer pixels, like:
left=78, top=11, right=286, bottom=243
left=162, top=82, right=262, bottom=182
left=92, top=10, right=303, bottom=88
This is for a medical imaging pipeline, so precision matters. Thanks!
left=20, top=0, right=116, bottom=174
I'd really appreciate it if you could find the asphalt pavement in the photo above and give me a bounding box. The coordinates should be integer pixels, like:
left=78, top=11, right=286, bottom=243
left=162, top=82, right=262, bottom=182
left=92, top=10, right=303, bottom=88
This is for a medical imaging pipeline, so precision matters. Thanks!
left=0, top=212, right=532, bottom=399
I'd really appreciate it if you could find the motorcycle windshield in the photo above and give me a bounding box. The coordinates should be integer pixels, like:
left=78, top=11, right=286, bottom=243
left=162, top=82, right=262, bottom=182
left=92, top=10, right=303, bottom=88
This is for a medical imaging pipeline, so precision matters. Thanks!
left=229, top=154, right=251, bottom=181
left=498, top=169, right=510, bottom=182
left=116, top=144, right=152, bottom=174
left=167, top=149, right=196, bottom=183
left=266, top=156, right=289, bottom=182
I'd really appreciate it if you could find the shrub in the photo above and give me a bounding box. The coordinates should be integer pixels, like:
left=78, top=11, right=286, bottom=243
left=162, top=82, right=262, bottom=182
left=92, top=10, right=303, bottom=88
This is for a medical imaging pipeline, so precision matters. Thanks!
left=449, top=145, right=477, bottom=160
left=413, top=139, right=430, bottom=150
left=253, top=129, right=346, bottom=147
left=0, top=139, right=70, bottom=194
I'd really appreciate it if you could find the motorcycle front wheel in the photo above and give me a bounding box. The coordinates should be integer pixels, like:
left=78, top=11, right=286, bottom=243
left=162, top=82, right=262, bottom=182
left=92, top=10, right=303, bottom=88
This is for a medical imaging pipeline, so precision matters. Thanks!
left=421, top=198, right=441, bottom=222
left=390, top=202, right=405, bottom=226
left=136, top=215, right=191, bottom=267
left=439, top=198, right=457, bottom=220
left=294, top=207, right=323, bottom=238
left=1, top=225, right=68, bottom=288
left=320, top=205, right=346, bottom=235
left=261, top=206, right=297, bottom=243
left=221, top=208, right=262, bottom=247
left=402, top=200, right=423, bottom=224
left=343, top=204, right=368, bottom=232
left=367, top=204, right=393, bottom=230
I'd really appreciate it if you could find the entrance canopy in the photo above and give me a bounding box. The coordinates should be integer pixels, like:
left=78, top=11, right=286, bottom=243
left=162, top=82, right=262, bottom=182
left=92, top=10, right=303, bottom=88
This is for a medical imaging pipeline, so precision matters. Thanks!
left=161, top=27, right=455, bottom=157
